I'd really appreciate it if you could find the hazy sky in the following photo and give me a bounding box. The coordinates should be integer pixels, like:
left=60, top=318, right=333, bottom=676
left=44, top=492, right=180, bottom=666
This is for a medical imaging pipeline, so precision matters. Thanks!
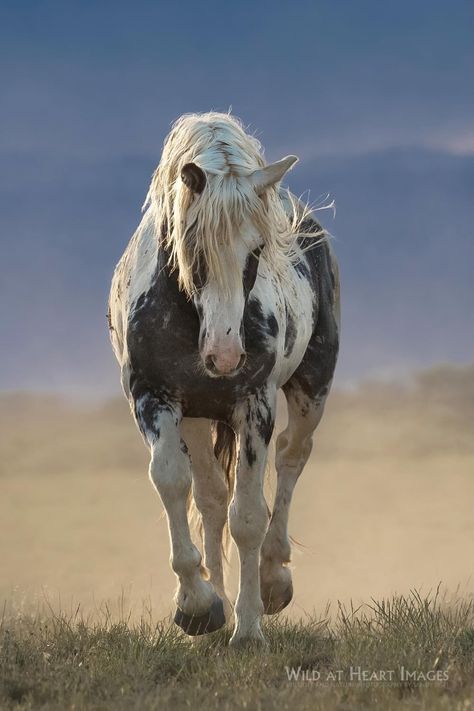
left=1, top=0, right=473, bottom=395
left=3, top=0, right=473, bottom=158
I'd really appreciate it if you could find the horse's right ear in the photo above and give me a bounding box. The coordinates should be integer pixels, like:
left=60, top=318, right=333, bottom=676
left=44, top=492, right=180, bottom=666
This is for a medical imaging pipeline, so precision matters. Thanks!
left=181, top=163, right=207, bottom=194
left=249, top=155, right=298, bottom=194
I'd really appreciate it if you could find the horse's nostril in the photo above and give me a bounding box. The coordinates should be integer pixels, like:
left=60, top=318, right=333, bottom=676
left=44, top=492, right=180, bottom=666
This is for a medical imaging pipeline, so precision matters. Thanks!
left=205, top=355, right=216, bottom=372
left=238, top=353, right=246, bottom=370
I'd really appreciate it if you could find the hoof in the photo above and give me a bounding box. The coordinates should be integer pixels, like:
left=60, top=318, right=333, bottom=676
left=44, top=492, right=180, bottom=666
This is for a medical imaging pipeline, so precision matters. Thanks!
left=261, top=579, right=293, bottom=615
left=174, top=596, right=226, bottom=636
left=229, top=630, right=267, bottom=650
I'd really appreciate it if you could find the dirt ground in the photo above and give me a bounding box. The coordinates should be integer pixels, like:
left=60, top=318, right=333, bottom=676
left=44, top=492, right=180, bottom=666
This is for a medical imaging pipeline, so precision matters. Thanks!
left=1, top=363, right=472, bottom=620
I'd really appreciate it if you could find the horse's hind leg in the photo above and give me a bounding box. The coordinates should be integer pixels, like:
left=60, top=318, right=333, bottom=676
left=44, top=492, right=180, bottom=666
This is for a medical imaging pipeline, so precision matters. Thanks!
left=260, top=382, right=329, bottom=613
left=181, top=418, right=233, bottom=620
left=134, top=393, right=226, bottom=635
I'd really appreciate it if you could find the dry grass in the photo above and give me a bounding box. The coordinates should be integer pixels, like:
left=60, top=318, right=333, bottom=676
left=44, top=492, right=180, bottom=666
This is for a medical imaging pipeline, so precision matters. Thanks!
left=1, top=590, right=473, bottom=710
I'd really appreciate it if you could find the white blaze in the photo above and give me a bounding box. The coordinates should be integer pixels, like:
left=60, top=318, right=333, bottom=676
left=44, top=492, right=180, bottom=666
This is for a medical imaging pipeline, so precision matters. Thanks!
left=199, top=284, right=245, bottom=374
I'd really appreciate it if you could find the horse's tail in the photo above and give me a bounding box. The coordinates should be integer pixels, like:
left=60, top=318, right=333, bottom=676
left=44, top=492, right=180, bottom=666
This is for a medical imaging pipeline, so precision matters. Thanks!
left=213, top=421, right=237, bottom=562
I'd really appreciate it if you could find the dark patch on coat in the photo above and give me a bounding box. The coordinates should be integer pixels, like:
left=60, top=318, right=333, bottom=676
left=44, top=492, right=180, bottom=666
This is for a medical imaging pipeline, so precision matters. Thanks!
left=265, top=313, right=279, bottom=339
left=284, top=216, right=339, bottom=405
left=254, top=390, right=274, bottom=445
left=245, top=297, right=279, bottom=344
left=294, top=259, right=310, bottom=280
left=284, top=308, right=297, bottom=357
left=242, top=248, right=261, bottom=298
left=133, top=391, right=173, bottom=441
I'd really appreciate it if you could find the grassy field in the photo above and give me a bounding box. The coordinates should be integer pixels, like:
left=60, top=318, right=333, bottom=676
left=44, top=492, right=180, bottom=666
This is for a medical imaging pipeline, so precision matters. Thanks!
left=1, top=590, right=474, bottom=710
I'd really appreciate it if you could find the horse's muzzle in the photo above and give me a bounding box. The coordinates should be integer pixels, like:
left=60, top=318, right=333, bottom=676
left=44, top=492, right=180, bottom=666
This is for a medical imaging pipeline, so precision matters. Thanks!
left=204, top=351, right=246, bottom=377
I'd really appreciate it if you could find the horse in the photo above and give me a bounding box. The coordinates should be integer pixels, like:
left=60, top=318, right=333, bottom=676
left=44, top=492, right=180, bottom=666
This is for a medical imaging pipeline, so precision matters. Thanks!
left=108, top=112, right=340, bottom=647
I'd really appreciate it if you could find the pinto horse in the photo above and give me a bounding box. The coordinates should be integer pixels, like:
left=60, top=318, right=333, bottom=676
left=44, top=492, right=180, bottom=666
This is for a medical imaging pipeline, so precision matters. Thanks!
left=108, top=112, right=340, bottom=647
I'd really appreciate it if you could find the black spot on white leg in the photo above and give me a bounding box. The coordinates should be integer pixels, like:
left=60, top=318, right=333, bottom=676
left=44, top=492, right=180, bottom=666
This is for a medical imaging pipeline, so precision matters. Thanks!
left=245, top=432, right=257, bottom=467
left=241, top=390, right=275, bottom=466
left=131, top=387, right=174, bottom=442
left=254, top=390, right=274, bottom=445
left=244, top=401, right=257, bottom=466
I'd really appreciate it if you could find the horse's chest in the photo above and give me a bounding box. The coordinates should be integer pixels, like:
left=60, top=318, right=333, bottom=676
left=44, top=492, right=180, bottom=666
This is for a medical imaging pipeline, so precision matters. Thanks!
left=125, top=262, right=316, bottom=418
left=126, top=295, right=279, bottom=419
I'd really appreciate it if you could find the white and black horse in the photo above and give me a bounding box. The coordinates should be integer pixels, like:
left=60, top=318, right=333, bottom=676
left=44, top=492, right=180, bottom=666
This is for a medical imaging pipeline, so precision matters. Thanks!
left=108, top=112, right=340, bottom=646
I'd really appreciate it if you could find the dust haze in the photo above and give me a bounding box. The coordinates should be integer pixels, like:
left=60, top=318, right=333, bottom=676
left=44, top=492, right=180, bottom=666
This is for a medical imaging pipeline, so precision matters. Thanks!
left=1, top=363, right=472, bottom=619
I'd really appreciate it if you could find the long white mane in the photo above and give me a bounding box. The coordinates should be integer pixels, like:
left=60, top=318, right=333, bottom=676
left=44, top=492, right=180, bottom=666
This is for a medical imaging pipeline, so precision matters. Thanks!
left=143, top=111, right=321, bottom=297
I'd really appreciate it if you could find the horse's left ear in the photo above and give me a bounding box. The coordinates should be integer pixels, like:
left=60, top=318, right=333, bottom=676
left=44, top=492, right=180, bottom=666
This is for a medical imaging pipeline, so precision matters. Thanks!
left=181, top=163, right=207, bottom=194
left=249, top=155, right=299, bottom=194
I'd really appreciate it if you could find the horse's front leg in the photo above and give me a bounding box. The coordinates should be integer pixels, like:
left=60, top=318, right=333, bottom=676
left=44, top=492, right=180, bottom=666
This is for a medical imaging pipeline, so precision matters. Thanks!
left=181, top=418, right=233, bottom=621
left=229, top=387, right=276, bottom=647
left=260, top=386, right=327, bottom=614
left=134, top=393, right=226, bottom=635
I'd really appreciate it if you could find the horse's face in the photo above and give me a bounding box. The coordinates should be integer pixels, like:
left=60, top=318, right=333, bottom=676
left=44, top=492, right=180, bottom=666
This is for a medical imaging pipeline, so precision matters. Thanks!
left=193, top=222, right=261, bottom=378
left=181, top=156, right=298, bottom=378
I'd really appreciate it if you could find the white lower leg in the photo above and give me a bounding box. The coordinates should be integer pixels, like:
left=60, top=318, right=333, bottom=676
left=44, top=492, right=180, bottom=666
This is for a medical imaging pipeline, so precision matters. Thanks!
left=260, top=463, right=299, bottom=608
left=261, top=428, right=310, bottom=567
left=181, top=420, right=231, bottom=612
left=229, top=483, right=268, bottom=642
left=260, top=415, right=319, bottom=610
left=149, top=422, right=216, bottom=617
left=229, top=390, right=275, bottom=645
left=193, top=472, right=231, bottom=615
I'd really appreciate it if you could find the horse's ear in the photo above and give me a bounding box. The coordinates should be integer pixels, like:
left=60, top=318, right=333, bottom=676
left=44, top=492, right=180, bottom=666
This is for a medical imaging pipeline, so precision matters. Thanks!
left=181, top=163, right=207, bottom=194
left=249, top=155, right=298, bottom=194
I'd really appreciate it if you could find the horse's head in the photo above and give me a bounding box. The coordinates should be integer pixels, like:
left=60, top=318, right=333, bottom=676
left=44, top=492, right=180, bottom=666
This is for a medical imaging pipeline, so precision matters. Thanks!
left=180, top=156, right=298, bottom=377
